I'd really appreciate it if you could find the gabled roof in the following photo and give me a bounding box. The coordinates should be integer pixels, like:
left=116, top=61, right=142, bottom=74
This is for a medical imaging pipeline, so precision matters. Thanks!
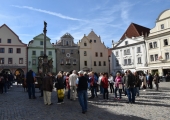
left=87, top=30, right=99, bottom=38
left=114, top=23, right=150, bottom=48
left=61, top=33, right=74, bottom=39
left=0, top=24, right=27, bottom=46
left=120, top=23, right=150, bottom=40
left=33, top=33, right=51, bottom=40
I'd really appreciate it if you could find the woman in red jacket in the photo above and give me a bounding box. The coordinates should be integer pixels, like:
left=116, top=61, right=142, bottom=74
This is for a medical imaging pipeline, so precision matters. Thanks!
left=101, top=73, right=109, bottom=100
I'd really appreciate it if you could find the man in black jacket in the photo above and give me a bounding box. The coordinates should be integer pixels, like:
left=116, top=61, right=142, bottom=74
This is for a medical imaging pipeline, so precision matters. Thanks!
left=125, top=70, right=135, bottom=104
left=26, top=70, right=36, bottom=99
left=76, top=70, right=88, bottom=114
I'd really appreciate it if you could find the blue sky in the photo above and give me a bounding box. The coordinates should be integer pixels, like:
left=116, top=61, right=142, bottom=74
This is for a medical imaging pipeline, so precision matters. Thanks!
left=0, top=0, right=170, bottom=47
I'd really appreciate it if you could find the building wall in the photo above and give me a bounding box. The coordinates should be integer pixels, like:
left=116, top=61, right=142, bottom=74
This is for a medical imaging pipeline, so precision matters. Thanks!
left=79, top=31, right=109, bottom=73
left=146, top=9, right=170, bottom=76
left=111, top=36, right=147, bottom=75
left=55, top=33, right=80, bottom=73
left=28, top=34, right=56, bottom=73
left=0, top=24, right=27, bottom=74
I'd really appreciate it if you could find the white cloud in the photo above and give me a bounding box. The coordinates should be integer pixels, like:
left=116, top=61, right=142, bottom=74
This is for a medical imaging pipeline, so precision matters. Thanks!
left=11, top=5, right=85, bottom=21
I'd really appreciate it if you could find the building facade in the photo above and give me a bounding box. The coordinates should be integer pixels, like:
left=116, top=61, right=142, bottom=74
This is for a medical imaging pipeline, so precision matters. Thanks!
left=111, top=23, right=150, bottom=75
left=55, top=33, right=79, bottom=73
left=78, top=30, right=109, bottom=73
left=111, top=36, right=148, bottom=75
left=145, top=9, right=170, bottom=76
left=0, top=24, right=27, bottom=75
left=27, top=33, right=56, bottom=73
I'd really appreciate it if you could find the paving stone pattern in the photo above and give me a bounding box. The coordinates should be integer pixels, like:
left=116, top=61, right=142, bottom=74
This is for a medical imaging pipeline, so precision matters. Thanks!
left=0, top=82, right=170, bottom=120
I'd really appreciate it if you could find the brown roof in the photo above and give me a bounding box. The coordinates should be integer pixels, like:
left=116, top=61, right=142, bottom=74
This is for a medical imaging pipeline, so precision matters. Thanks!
left=120, top=23, right=150, bottom=40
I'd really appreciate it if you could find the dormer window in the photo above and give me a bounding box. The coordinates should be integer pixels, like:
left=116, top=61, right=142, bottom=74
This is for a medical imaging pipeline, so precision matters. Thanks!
left=153, top=42, right=157, bottom=48
left=84, top=42, right=87, bottom=46
left=66, top=41, right=69, bottom=45
left=94, top=40, right=96, bottom=43
left=161, top=24, right=164, bottom=29
left=149, top=43, right=153, bottom=49
left=40, top=41, right=43, bottom=45
left=125, top=41, right=128, bottom=45
left=7, top=39, right=11, bottom=43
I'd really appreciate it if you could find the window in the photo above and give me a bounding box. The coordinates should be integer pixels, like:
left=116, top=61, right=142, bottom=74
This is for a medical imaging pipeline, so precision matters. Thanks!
left=99, top=61, right=101, bottom=66
left=40, top=51, right=44, bottom=56
left=32, top=59, right=36, bottom=65
left=103, top=61, right=106, bottom=66
left=138, top=57, right=141, bottom=64
left=0, top=48, right=5, bottom=53
left=116, top=51, right=119, bottom=56
left=153, top=42, right=157, bottom=48
left=165, top=53, right=169, bottom=60
left=84, top=43, right=87, bottom=46
left=0, top=38, right=1, bottom=43
left=126, top=49, right=130, bottom=55
left=71, top=50, right=73, bottom=54
left=124, top=59, right=127, bottom=65
left=8, top=48, right=13, bottom=53
left=66, top=59, right=70, bottom=64
left=84, top=51, right=87, bottom=56
left=94, top=61, right=96, bottom=66
left=19, top=58, right=23, bottom=64
left=48, top=51, right=52, bottom=55
left=155, top=54, right=158, bottom=61
left=62, top=49, right=65, bottom=54
left=150, top=55, right=154, bottom=62
left=84, top=61, right=87, bottom=66
left=116, top=60, right=119, bottom=66
left=128, top=59, right=131, bottom=64
left=137, top=47, right=141, bottom=53
left=149, top=43, right=153, bottom=49
left=161, top=24, right=164, bottom=29
left=0, top=58, right=4, bottom=64
left=73, top=59, right=76, bottom=65
left=7, top=39, right=11, bottom=43
left=100, top=52, right=103, bottom=57
left=95, top=52, right=98, bottom=57
left=94, top=40, right=96, bottom=43
left=32, top=51, right=36, bottom=55
left=66, top=41, right=69, bottom=45
left=125, top=41, right=128, bottom=45
left=40, top=41, right=43, bottom=45
left=8, top=58, right=12, bottom=64
left=164, top=39, right=168, bottom=46
left=16, top=48, right=21, bottom=53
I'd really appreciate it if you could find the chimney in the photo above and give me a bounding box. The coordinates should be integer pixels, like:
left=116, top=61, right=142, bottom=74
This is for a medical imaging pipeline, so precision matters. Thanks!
left=112, top=40, right=114, bottom=48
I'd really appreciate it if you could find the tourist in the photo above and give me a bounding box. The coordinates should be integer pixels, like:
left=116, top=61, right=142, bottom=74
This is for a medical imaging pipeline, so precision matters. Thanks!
left=98, top=73, right=104, bottom=94
left=76, top=70, right=88, bottom=114
left=66, top=72, right=70, bottom=99
left=125, top=70, right=135, bottom=104
left=148, top=73, right=153, bottom=89
left=101, top=73, right=109, bottom=100
left=55, top=72, right=65, bottom=104
left=108, top=74, right=114, bottom=93
left=114, top=73, right=122, bottom=100
left=69, top=70, right=78, bottom=100
left=42, top=72, right=53, bottom=105
left=26, top=70, right=36, bottom=99
left=37, top=70, right=44, bottom=97
left=153, top=73, right=159, bottom=91
left=89, top=72, right=98, bottom=99
left=134, top=72, right=141, bottom=96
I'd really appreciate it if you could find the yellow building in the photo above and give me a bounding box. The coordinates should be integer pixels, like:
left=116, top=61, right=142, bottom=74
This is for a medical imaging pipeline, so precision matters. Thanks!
left=145, top=9, right=170, bottom=76
left=78, top=30, right=109, bottom=73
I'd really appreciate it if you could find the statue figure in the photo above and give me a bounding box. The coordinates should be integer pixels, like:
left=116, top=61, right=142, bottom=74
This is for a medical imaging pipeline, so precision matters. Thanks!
left=39, top=58, right=43, bottom=68
left=48, top=58, right=53, bottom=68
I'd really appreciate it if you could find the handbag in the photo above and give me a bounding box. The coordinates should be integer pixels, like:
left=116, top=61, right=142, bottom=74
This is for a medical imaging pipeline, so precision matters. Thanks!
left=57, top=89, right=64, bottom=99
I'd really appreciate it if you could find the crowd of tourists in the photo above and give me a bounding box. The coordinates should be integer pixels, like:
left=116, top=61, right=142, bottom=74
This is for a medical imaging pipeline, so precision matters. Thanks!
left=0, top=69, right=166, bottom=114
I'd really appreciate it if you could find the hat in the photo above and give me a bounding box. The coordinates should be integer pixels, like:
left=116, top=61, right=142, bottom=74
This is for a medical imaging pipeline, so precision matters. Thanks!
left=78, top=70, right=84, bottom=74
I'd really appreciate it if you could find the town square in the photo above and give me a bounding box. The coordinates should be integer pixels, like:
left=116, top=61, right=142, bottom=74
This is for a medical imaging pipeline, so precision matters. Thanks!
left=0, top=0, right=170, bottom=120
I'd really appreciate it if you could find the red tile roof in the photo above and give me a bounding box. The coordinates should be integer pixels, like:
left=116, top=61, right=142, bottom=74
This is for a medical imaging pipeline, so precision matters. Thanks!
left=120, top=23, right=150, bottom=40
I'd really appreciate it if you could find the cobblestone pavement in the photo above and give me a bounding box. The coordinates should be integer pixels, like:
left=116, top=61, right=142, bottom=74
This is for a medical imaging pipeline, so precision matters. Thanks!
left=0, top=82, right=170, bottom=120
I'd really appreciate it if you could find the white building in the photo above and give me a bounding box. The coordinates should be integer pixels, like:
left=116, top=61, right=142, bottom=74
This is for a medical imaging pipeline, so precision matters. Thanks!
left=145, top=9, right=170, bottom=76
left=111, top=23, right=150, bottom=75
